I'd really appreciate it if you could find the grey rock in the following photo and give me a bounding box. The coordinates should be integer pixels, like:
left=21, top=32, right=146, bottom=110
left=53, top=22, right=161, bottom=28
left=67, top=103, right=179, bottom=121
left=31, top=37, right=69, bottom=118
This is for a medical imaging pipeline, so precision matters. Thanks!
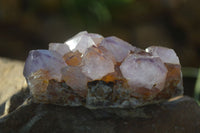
left=0, top=96, right=199, bottom=133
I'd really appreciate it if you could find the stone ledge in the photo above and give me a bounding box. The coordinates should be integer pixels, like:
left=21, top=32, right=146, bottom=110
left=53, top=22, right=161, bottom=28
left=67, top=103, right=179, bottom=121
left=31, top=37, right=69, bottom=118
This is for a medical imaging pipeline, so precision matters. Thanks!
left=0, top=57, right=27, bottom=116
left=0, top=96, right=199, bottom=133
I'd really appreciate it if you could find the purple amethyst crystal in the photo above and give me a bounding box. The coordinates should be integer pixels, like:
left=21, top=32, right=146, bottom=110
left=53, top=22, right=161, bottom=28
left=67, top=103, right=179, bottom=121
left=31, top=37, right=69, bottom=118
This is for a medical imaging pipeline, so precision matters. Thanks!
left=120, top=55, right=168, bottom=99
left=23, top=50, right=67, bottom=81
left=100, top=36, right=136, bottom=62
left=23, top=31, right=183, bottom=108
left=49, top=43, right=70, bottom=56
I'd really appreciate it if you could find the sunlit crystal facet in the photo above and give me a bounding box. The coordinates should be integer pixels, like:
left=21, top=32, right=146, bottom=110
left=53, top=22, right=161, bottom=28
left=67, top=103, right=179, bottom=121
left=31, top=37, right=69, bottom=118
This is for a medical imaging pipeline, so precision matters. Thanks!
left=64, top=31, right=104, bottom=54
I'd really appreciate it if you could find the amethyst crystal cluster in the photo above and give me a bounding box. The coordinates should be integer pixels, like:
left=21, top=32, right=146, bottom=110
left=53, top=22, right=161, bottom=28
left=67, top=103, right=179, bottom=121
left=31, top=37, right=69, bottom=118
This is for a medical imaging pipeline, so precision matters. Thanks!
left=23, top=31, right=183, bottom=108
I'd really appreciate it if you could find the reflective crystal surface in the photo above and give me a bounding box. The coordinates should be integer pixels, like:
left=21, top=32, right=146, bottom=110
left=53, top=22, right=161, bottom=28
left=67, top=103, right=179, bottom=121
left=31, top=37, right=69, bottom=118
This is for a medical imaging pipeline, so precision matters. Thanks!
left=100, top=36, right=136, bottom=62
left=23, top=31, right=183, bottom=108
left=145, top=46, right=180, bottom=64
left=64, top=31, right=103, bottom=54
left=82, top=46, right=115, bottom=80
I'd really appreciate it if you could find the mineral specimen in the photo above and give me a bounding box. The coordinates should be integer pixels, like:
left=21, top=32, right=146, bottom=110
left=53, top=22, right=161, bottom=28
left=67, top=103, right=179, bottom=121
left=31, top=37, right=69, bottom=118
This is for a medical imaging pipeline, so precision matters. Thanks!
left=23, top=31, right=183, bottom=108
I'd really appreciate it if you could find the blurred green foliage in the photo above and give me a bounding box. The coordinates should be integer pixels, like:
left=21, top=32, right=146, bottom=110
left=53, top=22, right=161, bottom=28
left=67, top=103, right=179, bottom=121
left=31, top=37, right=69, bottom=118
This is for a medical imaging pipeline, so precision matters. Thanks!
left=195, top=69, right=200, bottom=105
left=183, top=67, right=200, bottom=105
left=61, top=0, right=134, bottom=24
left=21, top=0, right=134, bottom=24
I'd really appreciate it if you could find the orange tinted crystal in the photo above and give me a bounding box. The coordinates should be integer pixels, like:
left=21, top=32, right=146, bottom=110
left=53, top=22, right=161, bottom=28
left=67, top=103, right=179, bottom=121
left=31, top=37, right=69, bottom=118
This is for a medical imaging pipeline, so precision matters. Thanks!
left=63, top=51, right=82, bottom=66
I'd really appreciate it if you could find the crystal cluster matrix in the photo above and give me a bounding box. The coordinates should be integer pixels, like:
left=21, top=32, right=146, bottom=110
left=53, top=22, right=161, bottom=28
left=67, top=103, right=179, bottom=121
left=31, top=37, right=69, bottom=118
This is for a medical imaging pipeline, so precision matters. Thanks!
left=23, top=31, right=183, bottom=108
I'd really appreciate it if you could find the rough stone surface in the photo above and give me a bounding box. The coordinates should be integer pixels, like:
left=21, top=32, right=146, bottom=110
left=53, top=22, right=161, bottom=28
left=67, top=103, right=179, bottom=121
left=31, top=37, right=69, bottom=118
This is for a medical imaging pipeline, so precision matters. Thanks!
left=0, top=96, right=200, bottom=133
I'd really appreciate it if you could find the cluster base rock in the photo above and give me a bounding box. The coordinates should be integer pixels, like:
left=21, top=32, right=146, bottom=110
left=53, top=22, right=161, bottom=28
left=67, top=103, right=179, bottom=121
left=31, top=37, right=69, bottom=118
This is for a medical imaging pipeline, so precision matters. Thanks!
left=0, top=96, right=200, bottom=133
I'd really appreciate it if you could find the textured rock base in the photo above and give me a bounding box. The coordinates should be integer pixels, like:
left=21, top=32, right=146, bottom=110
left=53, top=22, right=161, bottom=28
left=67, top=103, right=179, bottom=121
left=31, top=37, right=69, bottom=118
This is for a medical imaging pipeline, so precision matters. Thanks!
left=0, top=96, right=200, bottom=133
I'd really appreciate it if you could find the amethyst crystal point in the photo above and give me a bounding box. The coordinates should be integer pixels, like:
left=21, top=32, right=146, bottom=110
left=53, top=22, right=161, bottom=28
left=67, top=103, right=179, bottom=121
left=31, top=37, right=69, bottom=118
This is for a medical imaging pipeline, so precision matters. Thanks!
left=64, top=31, right=104, bottom=54
left=120, top=55, right=167, bottom=99
left=82, top=46, right=115, bottom=80
left=145, top=46, right=183, bottom=98
left=23, top=31, right=183, bottom=108
left=100, top=36, right=136, bottom=62
left=145, top=46, right=180, bottom=64
left=49, top=43, right=70, bottom=56
left=23, top=50, right=67, bottom=81
left=88, top=33, right=104, bottom=45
